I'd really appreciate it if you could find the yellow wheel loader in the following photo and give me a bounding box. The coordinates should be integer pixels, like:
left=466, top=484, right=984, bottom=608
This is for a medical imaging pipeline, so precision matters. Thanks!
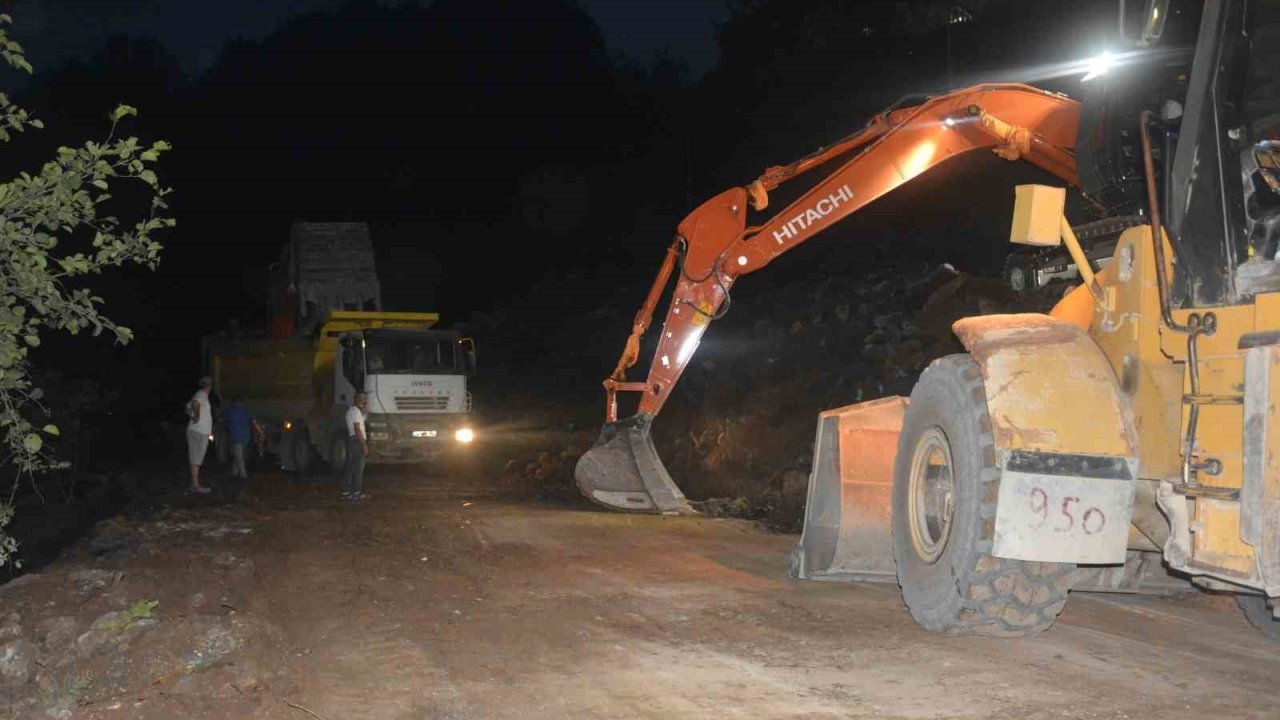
left=579, top=0, right=1280, bottom=638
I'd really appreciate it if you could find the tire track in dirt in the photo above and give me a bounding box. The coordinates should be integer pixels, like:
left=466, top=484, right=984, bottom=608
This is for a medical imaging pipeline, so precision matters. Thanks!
left=229, top=469, right=1280, bottom=720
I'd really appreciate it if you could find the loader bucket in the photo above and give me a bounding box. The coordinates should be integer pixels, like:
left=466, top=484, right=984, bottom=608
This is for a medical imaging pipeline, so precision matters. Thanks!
left=574, top=413, right=695, bottom=515
left=791, top=396, right=907, bottom=583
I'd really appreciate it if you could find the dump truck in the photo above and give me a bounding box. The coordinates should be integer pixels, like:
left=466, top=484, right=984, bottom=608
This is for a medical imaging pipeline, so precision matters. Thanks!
left=577, top=0, right=1280, bottom=640
left=203, top=222, right=477, bottom=472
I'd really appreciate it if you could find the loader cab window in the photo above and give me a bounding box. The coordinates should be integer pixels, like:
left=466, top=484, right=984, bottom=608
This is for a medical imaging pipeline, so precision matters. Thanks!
left=363, top=332, right=461, bottom=375
left=1170, top=0, right=1280, bottom=302
left=1241, top=4, right=1280, bottom=257
left=341, top=335, right=366, bottom=391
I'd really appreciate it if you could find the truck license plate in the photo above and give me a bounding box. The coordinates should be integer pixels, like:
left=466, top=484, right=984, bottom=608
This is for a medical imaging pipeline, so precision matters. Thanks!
left=993, top=453, right=1135, bottom=565
left=412, top=430, right=437, bottom=438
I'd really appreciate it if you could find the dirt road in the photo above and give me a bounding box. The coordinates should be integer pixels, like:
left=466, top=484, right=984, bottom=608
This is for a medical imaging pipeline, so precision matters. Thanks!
left=54, top=465, right=1280, bottom=719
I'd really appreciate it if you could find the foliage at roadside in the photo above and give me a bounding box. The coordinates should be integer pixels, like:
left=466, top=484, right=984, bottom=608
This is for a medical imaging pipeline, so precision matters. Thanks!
left=0, top=14, right=173, bottom=566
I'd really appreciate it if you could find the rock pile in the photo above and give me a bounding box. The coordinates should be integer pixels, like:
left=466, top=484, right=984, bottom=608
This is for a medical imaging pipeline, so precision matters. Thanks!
left=0, top=511, right=284, bottom=719
left=501, top=263, right=1065, bottom=529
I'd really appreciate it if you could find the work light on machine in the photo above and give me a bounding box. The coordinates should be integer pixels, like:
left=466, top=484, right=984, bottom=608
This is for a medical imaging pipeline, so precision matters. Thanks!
left=1081, top=51, right=1115, bottom=82
left=455, top=428, right=475, bottom=444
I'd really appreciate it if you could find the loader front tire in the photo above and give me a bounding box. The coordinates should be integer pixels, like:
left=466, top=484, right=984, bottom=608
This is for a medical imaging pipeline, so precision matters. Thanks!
left=892, top=354, right=1074, bottom=637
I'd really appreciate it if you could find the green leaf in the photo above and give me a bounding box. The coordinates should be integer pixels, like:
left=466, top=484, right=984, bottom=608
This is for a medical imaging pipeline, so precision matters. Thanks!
left=109, top=105, right=137, bottom=122
left=22, top=434, right=40, bottom=453
left=91, top=179, right=108, bottom=190
left=23, top=335, right=38, bottom=347
left=41, top=424, right=58, bottom=436
left=139, top=169, right=157, bottom=186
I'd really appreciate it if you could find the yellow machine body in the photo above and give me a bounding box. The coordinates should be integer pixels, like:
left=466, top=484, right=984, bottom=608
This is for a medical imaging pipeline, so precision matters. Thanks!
left=796, top=184, right=1279, bottom=598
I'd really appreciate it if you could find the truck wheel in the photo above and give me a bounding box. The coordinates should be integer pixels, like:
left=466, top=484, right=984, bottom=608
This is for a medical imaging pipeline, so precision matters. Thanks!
left=1237, top=595, right=1280, bottom=641
left=292, top=428, right=314, bottom=475
left=329, top=433, right=349, bottom=480
left=891, top=354, right=1075, bottom=637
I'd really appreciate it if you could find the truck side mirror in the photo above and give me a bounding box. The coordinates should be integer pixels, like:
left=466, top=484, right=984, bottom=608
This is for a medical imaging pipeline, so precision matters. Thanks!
left=460, top=337, right=477, bottom=376
left=1118, top=0, right=1168, bottom=47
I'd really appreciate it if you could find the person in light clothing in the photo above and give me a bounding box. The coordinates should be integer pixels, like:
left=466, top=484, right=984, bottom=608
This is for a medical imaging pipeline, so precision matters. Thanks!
left=342, top=391, right=370, bottom=501
left=186, top=377, right=214, bottom=494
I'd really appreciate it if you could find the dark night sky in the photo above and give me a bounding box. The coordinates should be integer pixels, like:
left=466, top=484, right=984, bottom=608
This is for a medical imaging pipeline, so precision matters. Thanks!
left=19, top=0, right=728, bottom=77
left=4, top=0, right=1154, bottom=427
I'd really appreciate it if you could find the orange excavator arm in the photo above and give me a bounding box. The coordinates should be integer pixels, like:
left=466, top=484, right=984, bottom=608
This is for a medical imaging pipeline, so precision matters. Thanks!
left=578, top=83, right=1081, bottom=514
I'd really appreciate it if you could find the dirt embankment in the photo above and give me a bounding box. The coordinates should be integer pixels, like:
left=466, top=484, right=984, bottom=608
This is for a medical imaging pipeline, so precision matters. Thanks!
left=0, top=506, right=285, bottom=720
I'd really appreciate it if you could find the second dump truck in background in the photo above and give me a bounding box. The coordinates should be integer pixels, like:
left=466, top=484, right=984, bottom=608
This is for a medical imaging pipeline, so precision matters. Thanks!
left=202, top=222, right=477, bottom=472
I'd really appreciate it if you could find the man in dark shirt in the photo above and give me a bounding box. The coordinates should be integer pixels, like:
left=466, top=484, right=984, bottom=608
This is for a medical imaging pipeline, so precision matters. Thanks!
left=222, top=397, right=261, bottom=479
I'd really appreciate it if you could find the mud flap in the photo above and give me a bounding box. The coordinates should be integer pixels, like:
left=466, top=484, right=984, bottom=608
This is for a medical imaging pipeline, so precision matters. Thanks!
left=574, top=414, right=695, bottom=515
left=791, top=397, right=906, bottom=583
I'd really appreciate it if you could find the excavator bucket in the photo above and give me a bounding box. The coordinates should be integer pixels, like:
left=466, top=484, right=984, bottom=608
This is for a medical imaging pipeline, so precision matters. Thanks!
left=791, top=397, right=907, bottom=583
left=574, top=414, right=695, bottom=515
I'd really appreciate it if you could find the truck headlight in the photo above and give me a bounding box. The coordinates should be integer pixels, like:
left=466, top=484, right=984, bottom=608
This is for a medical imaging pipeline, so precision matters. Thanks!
left=454, top=428, right=475, bottom=444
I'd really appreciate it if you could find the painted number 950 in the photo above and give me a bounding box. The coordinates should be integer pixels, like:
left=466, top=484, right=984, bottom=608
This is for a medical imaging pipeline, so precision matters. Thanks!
left=1027, top=487, right=1106, bottom=535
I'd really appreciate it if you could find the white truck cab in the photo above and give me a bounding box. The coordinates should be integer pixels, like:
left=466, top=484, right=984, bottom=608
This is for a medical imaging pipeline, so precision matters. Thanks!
left=329, top=326, right=477, bottom=466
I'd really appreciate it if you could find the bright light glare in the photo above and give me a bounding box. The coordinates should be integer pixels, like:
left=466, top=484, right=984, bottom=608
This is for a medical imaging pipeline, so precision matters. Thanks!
left=455, top=427, right=475, bottom=444
left=901, top=141, right=937, bottom=178
left=676, top=332, right=701, bottom=365
left=944, top=117, right=956, bottom=127
left=1081, top=52, right=1114, bottom=82
left=283, top=421, right=293, bottom=431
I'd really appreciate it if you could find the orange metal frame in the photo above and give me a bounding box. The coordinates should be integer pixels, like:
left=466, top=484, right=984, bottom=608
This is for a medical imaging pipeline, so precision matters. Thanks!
left=604, top=83, right=1082, bottom=422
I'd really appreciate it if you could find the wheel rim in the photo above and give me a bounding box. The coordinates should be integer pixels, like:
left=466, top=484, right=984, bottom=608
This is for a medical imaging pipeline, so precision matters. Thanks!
left=908, top=427, right=955, bottom=564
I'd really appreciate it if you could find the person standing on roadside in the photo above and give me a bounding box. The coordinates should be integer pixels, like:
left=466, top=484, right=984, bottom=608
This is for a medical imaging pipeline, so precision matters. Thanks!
left=222, top=396, right=262, bottom=480
left=342, top=391, right=370, bottom=501
left=186, top=377, right=214, bottom=494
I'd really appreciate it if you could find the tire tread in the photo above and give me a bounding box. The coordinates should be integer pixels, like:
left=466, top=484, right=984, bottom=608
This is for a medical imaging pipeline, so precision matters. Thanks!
left=898, top=354, right=1074, bottom=637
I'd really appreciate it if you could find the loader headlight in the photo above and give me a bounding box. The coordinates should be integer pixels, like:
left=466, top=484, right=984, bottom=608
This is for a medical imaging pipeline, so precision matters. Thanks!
left=283, top=421, right=293, bottom=432
left=454, top=428, right=475, bottom=444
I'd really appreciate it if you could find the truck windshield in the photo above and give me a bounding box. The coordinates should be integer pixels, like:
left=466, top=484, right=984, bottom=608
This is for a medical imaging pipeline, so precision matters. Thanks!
left=364, top=334, right=459, bottom=374
left=1245, top=6, right=1279, bottom=133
